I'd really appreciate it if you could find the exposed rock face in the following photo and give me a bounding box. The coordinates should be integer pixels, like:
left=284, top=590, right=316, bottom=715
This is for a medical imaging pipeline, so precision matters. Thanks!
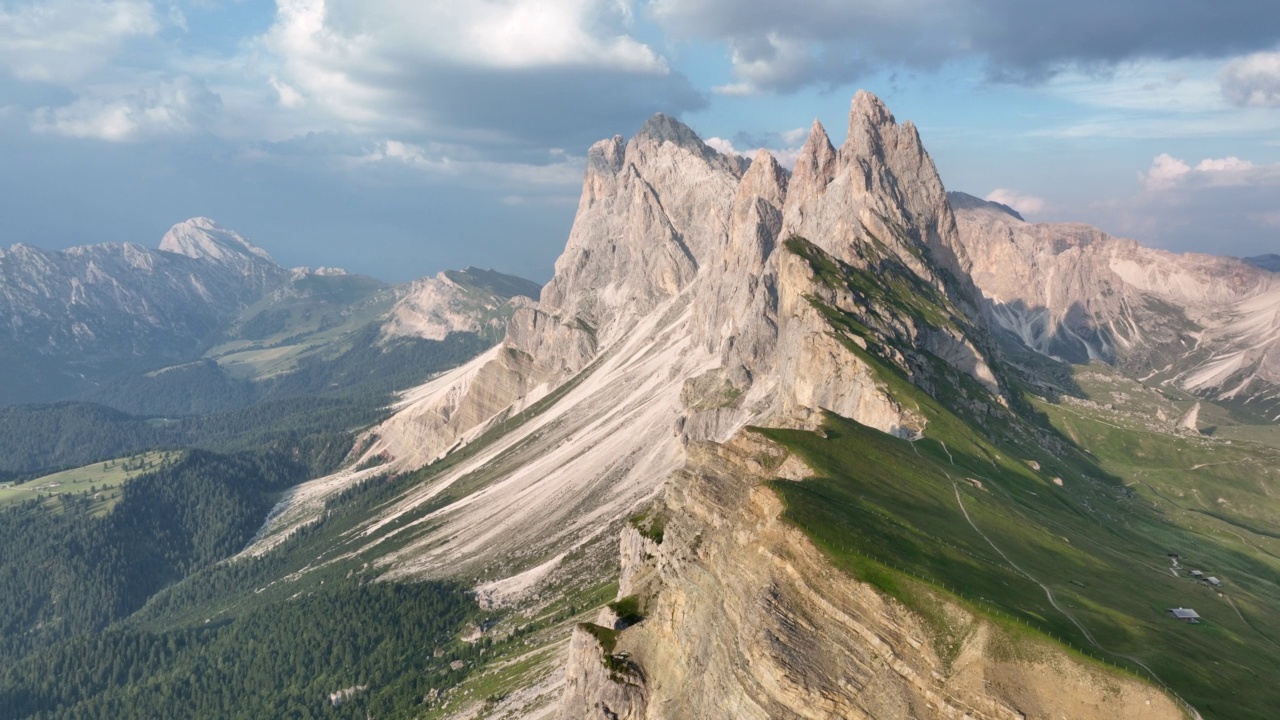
left=950, top=192, right=1280, bottom=419
left=159, top=217, right=281, bottom=284
left=382, top=267, right=538, bottom=342
left=250, top=93, right=1185, bottom=718
left=356, top=90, right=988, bottom=475
left=0, top=219, right=286, bottom=400
left=1178, top=402, right=1202, bottom=432
left=556, top=433, right=1181, bottom=720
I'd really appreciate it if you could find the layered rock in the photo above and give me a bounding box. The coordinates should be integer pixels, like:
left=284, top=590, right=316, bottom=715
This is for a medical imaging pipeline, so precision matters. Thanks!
left=556, top=433, right=1181, bottom=720
left=240, top=92, right=1197, bottom=718
left=355, top=91, right=988, bottom=475
left=951, top=192, right=1280, bottom=418
left=382, top=267, right=539, bottom=342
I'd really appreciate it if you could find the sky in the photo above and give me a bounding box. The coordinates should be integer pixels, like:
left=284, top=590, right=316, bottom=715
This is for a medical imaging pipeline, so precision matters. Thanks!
left=1, top=1, right=1278, bottom=283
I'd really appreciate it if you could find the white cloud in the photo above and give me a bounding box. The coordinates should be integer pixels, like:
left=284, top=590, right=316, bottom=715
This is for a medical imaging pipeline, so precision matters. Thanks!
left=0, top=0, right=159, bottom=83
left=1141, top=153, right=1278, bottom=191
left=1195, top=156, right=1254, bottom=173
left=32, top=75, right=221, bottom=141
left=704, top=134, right=804, bottom=168
left=1092, top=152, right=1280, bottom=257
left=355, top=138, right=584, bottom=188
left=1142, top=153, right=1191, bottom=190
left=1219, top=51, right=1280, bottom=107
left=984, top=188, right=1045, bottom=215
left=260, top=0, right=679, bottom=137
left=712, top=33, right=824, bottom=95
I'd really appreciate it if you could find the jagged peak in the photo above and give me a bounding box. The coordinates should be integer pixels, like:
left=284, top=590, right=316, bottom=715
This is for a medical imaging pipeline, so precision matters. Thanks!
left=636, top=113, right=707, bottom=151
left=845, top=90, right=909, bottom=159
left=159, top=217, right=276, bottom=266
left=948, top=191, right=1025, bottom=222
left=585, top=134, right=625, bottom=176
left=633, top=112, right=749, bottom=174
left=849, top=89, right=895, bottom=130
left=804, top=118, right=832, bottom=150
left=739, top=149, right=789, bottom=202
left=789, top=118, right=838, bottom=196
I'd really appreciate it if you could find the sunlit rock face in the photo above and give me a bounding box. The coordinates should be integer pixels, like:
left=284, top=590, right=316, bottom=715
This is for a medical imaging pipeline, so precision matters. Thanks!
left=951, top=191, right=1280, bottom=420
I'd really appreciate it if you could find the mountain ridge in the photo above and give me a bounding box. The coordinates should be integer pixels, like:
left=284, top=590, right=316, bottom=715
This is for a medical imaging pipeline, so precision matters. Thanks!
left=225, top=91, right=1224, bottom=719
left=0, top=220, right=539, bottom=409
left=948, top=191, right=1280, bottom=420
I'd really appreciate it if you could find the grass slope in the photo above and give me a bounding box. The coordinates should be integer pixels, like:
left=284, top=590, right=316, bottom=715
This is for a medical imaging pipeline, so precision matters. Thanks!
left=0, top=451, right=176, bottom=516
left=760, top=237, right=1280, bottom=720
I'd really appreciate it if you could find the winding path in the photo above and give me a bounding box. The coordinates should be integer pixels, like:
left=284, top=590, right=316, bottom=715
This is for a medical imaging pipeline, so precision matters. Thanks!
left=918, top=439, right=1205, bottom=719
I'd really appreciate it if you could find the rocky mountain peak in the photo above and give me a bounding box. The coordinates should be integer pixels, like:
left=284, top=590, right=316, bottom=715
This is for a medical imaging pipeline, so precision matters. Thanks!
left=947, top=191, right=1025, bottom=222
left=740, top=149, right=788, bottom=201
left=845, top=89, right=896, bottom=147
left=790, top=119, right=838, bottom=198
left=585, top=134, right=626, bottom=176
left=636, top=113, right=707, bottom=152
left=782, top=90, right=974, bottom=302
left=632, top=112, right=748, bottom=176
left=159, top=218, right=277, bottom=267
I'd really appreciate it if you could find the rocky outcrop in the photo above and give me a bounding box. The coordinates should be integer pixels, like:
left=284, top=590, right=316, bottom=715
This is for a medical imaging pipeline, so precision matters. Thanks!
left=158, top=217, right=282, bottom=285
left=951, top=192, right=1280, bottom=418
left=358, top=91, right=989, bottom=478
left=556, top=432, right=1183, bottom=720
left=381, top=267, right=537, bottom=342
left=559, top=625, right=647, bottom=720
left=319, top=93, right=1013, bottom=585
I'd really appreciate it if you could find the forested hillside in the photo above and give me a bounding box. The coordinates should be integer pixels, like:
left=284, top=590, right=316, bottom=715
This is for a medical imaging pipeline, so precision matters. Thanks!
left=0, top=450, right=310, bottom=661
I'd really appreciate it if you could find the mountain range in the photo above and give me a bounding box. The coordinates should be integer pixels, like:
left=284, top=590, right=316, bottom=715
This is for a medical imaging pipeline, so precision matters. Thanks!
left=0, top=218, right=538, bottom=408
left=2, top=92, right=1279, bottom=720
left=230, top=92, right=1280, bottom=719
left=951, top=192, right=1280, bottom=422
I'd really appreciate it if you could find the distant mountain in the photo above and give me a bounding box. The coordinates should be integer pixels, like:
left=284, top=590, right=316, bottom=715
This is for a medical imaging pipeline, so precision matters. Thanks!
left=0, top=219, right=538, bottom=408
left=1245, top=253, right=1280, bottom=272
left=949, top=191, right=1280, bottom=420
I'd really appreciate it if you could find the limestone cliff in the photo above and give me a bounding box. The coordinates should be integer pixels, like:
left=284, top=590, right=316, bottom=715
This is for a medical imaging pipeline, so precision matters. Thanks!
left=246, top=93, right=1195, bottom=718
left=556, top=432, right=1183, bottom=720
left=950, top=192, right=1280, bottom=419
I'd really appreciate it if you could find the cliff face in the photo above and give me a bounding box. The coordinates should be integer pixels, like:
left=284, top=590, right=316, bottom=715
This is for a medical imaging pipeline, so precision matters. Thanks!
left=950, top=192, right=1280, bottom=419
left=556, top=433, right=1182, bottom=720
left=360, top=92, right=999, bottom=473
left=246, top=93, right=1200, bottom=718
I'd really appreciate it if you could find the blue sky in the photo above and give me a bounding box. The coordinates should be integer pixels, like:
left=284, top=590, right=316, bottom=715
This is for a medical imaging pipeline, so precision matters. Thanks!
left=1, top=1, right=1278, bottom=282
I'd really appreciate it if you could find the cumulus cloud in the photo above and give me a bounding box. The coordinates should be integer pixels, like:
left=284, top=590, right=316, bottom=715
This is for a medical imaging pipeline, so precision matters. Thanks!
left=984, top=189, right=1045, bottom=216
left=1098, top=153, right=1280, bottom=257
left=1141, top=153, right=1275, bottom=190
left=650, top=0, right=1280, bottom=93
left=258, top=0, right=703, bottom=147
left=0, top=0, right=159, bottom=83
left=712, top=33, right=868, bottom=95
left=704, top=130, right=806, bottom=168
left=32, top=75, right=221, bottom=141
left=1219, top=51, right=1280, bottom=107
left=1142, top=153, right=1192, bottom=190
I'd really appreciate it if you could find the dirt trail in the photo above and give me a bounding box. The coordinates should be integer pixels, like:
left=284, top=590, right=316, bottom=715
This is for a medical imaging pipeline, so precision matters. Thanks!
left=921, top=440, right=1205, bottom=719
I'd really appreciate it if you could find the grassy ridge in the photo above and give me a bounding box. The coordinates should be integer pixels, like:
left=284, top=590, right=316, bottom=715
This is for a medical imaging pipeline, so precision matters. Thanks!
left=761, top=237, right=1280, bottom=720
